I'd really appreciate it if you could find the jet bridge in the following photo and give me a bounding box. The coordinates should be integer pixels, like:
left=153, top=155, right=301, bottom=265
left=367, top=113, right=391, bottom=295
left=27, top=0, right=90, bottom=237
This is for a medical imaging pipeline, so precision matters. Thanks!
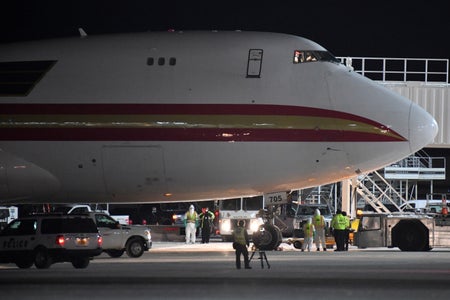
left=337, top=57, right=449, bottom=216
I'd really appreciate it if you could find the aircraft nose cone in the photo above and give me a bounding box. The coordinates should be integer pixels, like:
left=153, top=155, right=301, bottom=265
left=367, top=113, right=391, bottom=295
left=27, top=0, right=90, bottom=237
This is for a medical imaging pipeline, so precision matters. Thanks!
left=409, top=103, right=438, bottom=152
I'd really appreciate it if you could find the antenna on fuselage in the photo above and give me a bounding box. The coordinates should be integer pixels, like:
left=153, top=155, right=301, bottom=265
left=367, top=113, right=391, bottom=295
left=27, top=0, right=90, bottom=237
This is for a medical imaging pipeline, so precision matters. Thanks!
left=78, top=28, right=88, bottom=38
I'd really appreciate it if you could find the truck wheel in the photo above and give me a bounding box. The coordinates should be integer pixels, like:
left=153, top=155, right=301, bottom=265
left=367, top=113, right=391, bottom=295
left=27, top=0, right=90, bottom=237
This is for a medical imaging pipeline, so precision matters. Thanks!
left=252, top=224, right=282, bottom=250
left=34, top=247, right=52, bottom=269
left=126, top=238, right=145, bottom=257
left=105, top=249, right=125, bottom=258
left=392, top=219, right=428, bottom=251
left=293, top=240, right=302, bottom=249
left=71, top=257, right=90, bottom=269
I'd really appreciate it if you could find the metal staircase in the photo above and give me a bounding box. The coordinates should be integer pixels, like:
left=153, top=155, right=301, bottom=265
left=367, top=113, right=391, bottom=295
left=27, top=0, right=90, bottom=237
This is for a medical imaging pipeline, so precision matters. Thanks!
left=355, top=152, right=446, bottom=212
left=354, top=171, right=405, bottom=213
left=298, top=184, right=337, bottom=209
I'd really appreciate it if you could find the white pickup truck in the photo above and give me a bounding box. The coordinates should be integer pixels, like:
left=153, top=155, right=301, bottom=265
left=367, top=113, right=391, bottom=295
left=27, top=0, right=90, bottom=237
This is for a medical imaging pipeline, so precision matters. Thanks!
left=83, top=212, right=152, bottom=258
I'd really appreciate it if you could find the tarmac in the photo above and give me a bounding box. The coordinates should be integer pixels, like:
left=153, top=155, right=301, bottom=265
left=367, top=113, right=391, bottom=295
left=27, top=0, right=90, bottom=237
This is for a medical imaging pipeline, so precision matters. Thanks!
left=2, top=241, right=450, bottom=299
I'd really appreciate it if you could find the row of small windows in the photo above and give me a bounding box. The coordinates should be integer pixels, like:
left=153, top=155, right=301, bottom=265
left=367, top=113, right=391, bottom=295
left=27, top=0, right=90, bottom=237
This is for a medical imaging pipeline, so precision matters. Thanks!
left=147, top=57, right=177, bottom=66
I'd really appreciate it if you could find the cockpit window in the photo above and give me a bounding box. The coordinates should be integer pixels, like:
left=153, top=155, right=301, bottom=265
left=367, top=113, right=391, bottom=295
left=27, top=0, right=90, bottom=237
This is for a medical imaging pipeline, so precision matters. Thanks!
left=293, top=50, right=339, bottom=64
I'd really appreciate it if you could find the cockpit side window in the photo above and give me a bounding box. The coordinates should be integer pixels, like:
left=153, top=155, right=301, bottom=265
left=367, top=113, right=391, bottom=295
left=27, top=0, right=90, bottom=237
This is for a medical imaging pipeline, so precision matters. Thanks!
left=293, top=50, right=339, bottom=64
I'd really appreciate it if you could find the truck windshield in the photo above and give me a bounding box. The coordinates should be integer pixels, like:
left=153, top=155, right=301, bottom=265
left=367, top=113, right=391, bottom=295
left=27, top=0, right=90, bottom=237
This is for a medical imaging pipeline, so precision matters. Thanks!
left=0, top=209, right=9, bottom=219
left=243, top=196, right=263, bottom=211
left=220, top=198, right=241, bottom=211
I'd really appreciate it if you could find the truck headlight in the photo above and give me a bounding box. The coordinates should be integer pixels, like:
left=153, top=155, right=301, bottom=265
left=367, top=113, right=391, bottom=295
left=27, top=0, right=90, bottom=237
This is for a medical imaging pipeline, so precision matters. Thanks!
left=220, top=219, right=231, bottom=233
left=144, top=229, right=151, bottom=240
left=249, top=219, right=263, bottom=233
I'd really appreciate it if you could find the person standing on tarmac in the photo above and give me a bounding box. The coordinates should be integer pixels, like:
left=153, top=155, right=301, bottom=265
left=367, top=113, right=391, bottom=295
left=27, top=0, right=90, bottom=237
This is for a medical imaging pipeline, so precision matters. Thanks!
left=342, top=211, right=351, bottom=251
left=302, top=217, right=315, bottom=252
left=232, top=220, right=252, bottom=269
left=199, top=207, right=215, bottom=244
left=331, top=209, right=347, bottom=251
left=313, top=209, right=327, bottom=251
left=184, top=205, right=198, bottom=244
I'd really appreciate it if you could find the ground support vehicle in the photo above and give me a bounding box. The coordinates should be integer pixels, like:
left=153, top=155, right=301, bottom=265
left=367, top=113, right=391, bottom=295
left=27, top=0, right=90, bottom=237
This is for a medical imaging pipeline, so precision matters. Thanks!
left=0, top=214, right=102, bottom=269
left=83, top=212, right=152, bottom=258
left=54, top=204, right=131, bottom=224
left=0, top=206, right=18, bottom=230
left=218, top=196, right=265, bottom=242
left=354, top=212, right=450, bottom=251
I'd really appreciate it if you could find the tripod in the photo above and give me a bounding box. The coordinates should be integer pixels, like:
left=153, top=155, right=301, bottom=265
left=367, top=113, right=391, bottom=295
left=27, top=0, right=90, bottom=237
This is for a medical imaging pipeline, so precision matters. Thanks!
left=249, top=248, right=270, bottom=269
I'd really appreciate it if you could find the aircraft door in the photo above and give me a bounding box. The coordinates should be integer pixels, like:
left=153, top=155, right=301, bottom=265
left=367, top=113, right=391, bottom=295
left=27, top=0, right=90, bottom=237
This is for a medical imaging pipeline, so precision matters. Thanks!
left=102, top=146, right=167, bottom=199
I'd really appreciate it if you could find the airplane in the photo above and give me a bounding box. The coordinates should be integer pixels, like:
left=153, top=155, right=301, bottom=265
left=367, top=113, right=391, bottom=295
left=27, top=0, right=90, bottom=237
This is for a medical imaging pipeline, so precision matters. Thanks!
left=0, top=30, right=438, bottom=205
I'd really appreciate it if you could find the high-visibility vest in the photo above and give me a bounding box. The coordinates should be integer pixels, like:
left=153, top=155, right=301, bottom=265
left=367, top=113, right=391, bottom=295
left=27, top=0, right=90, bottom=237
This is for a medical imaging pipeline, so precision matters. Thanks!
left=313, top=215, right=325, bottom=229
left=332, top=214, right=347, bottom=230
left=185, top=211, right=197, bottom=223
left=233, top=227, right=247, bottom=245
left=303, top=223, right=314, bottom=237
left=200, top=211, right=214, bottom=227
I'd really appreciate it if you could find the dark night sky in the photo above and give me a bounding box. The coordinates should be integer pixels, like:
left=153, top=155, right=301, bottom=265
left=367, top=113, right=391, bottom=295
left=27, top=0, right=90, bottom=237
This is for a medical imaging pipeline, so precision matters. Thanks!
left=1, top=0, right=449, bottom=58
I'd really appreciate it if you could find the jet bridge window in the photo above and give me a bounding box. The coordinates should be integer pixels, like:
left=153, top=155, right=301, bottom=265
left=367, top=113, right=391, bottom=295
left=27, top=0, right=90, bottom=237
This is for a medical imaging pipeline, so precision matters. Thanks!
left=0, top=60, right=56, bottom=96
left=293, top=50, right=339, bottom=64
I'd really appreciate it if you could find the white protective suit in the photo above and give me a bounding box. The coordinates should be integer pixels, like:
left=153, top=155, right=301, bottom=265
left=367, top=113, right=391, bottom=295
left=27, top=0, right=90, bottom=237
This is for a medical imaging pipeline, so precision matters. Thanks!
left=302, top=217, right=315, bottom=252
left=313, top=209, right=327, bottom=251
left=185, top=205, right=198, bottom=244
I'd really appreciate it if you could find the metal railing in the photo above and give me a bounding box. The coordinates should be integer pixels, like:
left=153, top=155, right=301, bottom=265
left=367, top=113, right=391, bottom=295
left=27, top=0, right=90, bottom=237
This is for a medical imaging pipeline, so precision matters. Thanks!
left=337, top=57, right=449, bottom=84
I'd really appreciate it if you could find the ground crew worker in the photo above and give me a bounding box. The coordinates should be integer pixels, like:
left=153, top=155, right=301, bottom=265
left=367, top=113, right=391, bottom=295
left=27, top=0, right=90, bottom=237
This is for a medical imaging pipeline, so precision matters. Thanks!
left=331, top=209, right=347, bottom=251
left=313, top=209, right=327, bottom=251
left=232, top=220, right=251, bottom=269
left=198, top=207, right=215, bottom=243
left=184, top=205, right=198, bottom=244
left=302, top=218, right=315, bottom=252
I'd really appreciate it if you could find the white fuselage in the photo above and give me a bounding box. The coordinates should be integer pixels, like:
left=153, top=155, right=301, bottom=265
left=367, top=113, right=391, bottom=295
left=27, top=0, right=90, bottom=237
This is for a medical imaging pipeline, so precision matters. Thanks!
left=0, top=31, right=438, bottom=204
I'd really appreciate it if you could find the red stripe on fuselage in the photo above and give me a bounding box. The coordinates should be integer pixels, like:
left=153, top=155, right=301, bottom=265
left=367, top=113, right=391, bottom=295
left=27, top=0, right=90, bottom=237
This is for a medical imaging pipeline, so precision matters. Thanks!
left=0, top=103, right=379, bottom=125
left=0, top=103, right=406, bottom=142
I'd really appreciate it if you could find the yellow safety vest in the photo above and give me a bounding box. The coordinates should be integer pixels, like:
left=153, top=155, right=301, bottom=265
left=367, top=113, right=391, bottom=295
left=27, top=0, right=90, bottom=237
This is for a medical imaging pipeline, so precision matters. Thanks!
left=303, top=223, right=314, bottom=237
left=233, top=227, right=247, bottom=245
left=185, top=211, right=197, bottom=223
left=332, top=214, right=347, bottom=230
left=313, top=215, right=325, bottom=228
